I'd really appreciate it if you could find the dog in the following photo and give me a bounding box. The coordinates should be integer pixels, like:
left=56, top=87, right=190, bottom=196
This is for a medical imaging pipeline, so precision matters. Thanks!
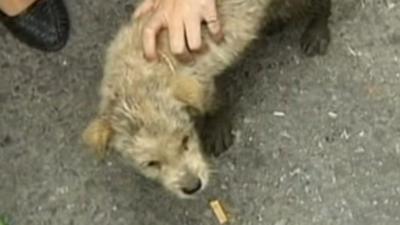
left=82, top=0, right=331, bottom=198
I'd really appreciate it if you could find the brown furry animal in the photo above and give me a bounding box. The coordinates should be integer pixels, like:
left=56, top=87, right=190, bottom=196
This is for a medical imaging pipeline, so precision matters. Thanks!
left=83, top=0, right=331, bottom=198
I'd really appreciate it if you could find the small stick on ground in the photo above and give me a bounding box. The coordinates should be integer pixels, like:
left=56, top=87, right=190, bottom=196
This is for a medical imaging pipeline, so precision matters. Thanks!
left=210, top=200, right=229, bottom=224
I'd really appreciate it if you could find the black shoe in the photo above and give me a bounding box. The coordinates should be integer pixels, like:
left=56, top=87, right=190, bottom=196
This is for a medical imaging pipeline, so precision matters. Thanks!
left=1, top=0, right=70, bottom=52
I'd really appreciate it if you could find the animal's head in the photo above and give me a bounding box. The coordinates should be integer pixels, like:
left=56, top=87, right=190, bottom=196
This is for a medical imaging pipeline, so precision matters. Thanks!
left=83, top=75, right=213, bottom=198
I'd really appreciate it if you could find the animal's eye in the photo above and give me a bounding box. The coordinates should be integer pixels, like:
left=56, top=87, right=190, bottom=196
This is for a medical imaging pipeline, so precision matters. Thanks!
left=182, top=135, right=189, bottom=151
left=146, top=161, right=161, bottom=169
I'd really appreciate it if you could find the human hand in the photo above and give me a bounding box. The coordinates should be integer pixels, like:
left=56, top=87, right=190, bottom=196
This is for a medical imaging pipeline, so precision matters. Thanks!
left=134, top=0, right=223, bottom=61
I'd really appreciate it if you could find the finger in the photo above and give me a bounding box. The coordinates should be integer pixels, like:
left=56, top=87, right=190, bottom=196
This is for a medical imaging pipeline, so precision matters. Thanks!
left=191, top=40, right=209, bottom=57
left=205, top=19, right=223, bottom=43
left=169, top=18, right=186, bottom=55
left=184, top=15, right=202, bottom=51
left=202, top=4, right=224, bottom=42
left=171, top=19, right=194, bottom=64
left=143, top=16, right=163, bottom=60
left=133, top=0, right=155, bottom=18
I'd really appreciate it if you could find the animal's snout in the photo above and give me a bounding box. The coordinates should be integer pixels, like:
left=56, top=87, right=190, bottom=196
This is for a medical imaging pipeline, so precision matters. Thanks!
left=181, top=178, right=202, bottom=195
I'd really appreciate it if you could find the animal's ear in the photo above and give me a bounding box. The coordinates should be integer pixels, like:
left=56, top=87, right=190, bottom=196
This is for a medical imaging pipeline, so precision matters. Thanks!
left=172, top=75, right=208, bottom=115
left=82, top=117, right=114, bottom=159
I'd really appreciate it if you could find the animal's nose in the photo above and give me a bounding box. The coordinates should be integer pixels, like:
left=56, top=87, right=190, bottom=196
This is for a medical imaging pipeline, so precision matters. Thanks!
left=181, top=178, right=202, bottom=195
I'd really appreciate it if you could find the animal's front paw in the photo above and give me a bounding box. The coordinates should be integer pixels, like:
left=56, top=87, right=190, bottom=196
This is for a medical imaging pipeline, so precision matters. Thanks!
left=199, top=113, right=234, bottom=157
left=301, top=20, right=330, bottom=56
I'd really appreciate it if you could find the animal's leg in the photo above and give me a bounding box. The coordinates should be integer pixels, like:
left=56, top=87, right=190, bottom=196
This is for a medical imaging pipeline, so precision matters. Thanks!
left=300, top=0, right=331, bottom=56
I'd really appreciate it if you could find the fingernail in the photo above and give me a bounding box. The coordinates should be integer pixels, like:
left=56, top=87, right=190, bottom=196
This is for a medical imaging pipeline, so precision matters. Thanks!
left=176, top=53, right=194, bottom=64
left=215, top=31, right=225, bottom=43
left=133, top=10, right=140, bottom=18
left=143, top=53, right=154, bottom=62
left=193, top=43, right=209, bottom=55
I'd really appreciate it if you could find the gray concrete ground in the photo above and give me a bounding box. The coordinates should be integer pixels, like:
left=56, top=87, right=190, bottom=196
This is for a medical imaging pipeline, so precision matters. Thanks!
left=1, top=0, right=400, bottom=224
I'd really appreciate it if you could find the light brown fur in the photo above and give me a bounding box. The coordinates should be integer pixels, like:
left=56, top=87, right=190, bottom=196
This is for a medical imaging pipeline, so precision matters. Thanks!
left=83, top=0, right=331, bottom=197
left=83, top=0, right=272, bottom=198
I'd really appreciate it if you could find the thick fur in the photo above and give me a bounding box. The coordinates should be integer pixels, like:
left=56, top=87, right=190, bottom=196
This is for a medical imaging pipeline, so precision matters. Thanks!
left=83, top=0, right=331, bottom=198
